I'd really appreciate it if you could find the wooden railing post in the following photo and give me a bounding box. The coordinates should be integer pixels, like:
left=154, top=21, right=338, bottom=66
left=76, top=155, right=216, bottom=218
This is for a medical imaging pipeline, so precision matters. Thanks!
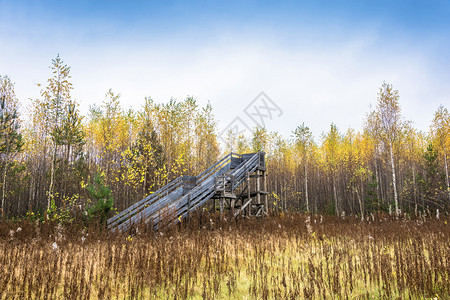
left=257, top=170, right=261, bottom=205
left=264, top=171, right=268, bottom=214
left=247, top=172, right=251, bottom=216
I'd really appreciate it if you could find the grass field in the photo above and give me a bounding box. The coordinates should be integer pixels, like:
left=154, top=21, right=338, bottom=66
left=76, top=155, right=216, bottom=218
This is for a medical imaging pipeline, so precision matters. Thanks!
left=1, top=213, right=449, bottom=299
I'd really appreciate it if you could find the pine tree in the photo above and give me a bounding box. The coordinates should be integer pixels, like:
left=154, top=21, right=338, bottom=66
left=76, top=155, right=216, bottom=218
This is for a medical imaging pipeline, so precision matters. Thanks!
left=322, top=123, right=341, bottom=216
left=58, top=100, right=85, bottom=163
left=293, top=123, right=313, bottom=212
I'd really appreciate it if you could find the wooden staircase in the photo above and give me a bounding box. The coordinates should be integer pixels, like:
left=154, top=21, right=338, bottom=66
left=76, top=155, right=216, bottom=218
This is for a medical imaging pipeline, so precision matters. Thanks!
left=107, top=152, right=267, bottom=232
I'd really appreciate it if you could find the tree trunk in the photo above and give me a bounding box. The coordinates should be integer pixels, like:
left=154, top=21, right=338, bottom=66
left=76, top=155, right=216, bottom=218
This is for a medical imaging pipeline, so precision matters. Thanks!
left=389, top=142, right=399, bottom=215
left=66, top=143, right=71, bottom=162
left=359, top=174, right=365, bottom=220
left=375, top=158, right=383, bottom=204
left=333, top=171, right=338, bottom=216
left=28, top=172, right=35, bottom=212
left=144, top=170, right=148, bottom=197
left=304, top=164, right=309, bottom=212
left=444, top=151, right=450, bottom=201
left=62, top=143, right=71, bottom=199
left=314, top=169, right=318, bottom=213
left=48, top=143, right=57, bottom=211
left=412, top=166, right=417, bottom=208
left=356, top=189, right=364, bottom=221
left=1, top=139, right=9, bottom=216
left=275, top=176, right=278, bottom=212
left=1, top=160, right=7, bottom=216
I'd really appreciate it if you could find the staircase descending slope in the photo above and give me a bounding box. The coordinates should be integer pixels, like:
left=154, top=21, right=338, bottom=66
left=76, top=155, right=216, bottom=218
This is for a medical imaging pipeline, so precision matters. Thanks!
left=107, top=152, right=266, bottom=232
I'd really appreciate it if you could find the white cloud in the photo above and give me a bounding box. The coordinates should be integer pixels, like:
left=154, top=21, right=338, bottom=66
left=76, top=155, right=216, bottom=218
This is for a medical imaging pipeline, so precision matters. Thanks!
left=1, top=27, right=448, bottom=144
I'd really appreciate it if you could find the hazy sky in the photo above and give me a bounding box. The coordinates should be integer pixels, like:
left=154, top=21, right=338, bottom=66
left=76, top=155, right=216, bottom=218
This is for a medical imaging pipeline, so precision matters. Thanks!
left=1, top=0, right=449, bottom=141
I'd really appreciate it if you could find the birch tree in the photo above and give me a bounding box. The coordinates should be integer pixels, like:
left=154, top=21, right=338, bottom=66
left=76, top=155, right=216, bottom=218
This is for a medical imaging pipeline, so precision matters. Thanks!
left=372, top=82, right=403, bottom=215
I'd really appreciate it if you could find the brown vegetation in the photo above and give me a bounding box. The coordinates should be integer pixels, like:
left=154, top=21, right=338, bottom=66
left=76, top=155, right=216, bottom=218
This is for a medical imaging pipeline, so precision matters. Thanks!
left=1, top=214, right=448, bottom=299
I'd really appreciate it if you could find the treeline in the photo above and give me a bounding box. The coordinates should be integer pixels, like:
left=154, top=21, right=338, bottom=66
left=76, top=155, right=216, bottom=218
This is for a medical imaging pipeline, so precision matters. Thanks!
left=0, top=56, right=219, bottom=218
left=0, top=55, right=449, bottom=218
left=226, top=83, right=450, bottom=216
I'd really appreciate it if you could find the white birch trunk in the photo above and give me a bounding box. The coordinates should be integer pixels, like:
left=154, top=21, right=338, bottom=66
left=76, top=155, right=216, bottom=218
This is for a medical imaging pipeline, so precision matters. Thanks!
left=389, top=142, right=399, bottom=215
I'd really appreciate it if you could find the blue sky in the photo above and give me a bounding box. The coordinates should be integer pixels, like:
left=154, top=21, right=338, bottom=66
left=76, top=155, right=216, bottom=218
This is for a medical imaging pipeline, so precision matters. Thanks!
left=1, top=0, right=450, bottom=140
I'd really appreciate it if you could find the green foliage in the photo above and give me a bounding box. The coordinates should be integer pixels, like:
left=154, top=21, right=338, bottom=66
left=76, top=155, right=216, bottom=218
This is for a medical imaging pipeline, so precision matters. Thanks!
left=24, top=193, right=81, bottom=224
left=293, top=122, right=313, bottom=155
left=25, top=210, right=45, bottom=223
left=364, top=175, right=388, bottom=213
left=56, top=100, right=85, bottom=155
left=325, top=201, right=335, bottom=215
left=85, top=172, right=114, bottom=224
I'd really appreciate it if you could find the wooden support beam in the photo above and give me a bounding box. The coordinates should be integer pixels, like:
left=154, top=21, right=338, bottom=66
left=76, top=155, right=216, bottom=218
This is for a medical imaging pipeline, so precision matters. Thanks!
left=249, top=174, right=264, bottom=178
left=234, top=198, right=253, bottom=218
left=247, top=172, right=251, bottom=216
left=256, top=170, right=261, bottom=205
left=263, top=171, right=268, bottom=214
left=230, top=198, right=235, bottom=218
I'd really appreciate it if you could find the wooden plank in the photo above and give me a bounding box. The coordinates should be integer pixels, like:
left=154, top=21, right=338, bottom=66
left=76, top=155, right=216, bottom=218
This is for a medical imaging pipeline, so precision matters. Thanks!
left=108, top=178, right=182, bottom=228
left=154, top=185, right=216, bottom=230
left=196, top=153, right=232, bottom=182
left=145, top=162, right=230, bottom=229
left=118, top=187, right=184, bottom=231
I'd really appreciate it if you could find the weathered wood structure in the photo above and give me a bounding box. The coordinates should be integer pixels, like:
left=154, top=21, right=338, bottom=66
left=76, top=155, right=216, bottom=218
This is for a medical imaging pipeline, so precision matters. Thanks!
left=107, top=152, right=267, bottom=232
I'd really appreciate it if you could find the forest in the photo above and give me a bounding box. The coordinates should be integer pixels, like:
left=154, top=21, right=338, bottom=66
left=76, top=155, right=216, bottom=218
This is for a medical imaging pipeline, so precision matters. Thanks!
left=1, top=56, right=450, bottom=300
left=1, top=55, right=449, bottom=220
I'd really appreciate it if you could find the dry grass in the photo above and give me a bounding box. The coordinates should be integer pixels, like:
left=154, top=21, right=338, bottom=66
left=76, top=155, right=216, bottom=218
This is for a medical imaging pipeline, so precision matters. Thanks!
left=0, top=213, right=449, bottom=299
